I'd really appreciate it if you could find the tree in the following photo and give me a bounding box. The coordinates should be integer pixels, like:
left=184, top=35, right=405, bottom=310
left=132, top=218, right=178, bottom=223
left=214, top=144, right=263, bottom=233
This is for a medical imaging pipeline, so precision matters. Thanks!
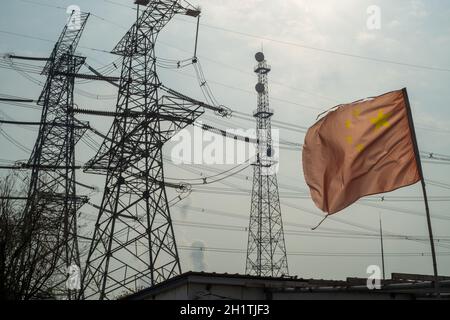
left=0, top=173, right=57, bottom=300
left=0, top=174, right=26, bottom=299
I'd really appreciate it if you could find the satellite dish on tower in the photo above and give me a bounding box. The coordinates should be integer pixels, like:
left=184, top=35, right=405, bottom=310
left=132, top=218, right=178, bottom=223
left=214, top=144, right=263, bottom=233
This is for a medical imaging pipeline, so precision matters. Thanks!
left=255, top=82, right=265, bottom=93
left=255, top=52, right=265, bottom=62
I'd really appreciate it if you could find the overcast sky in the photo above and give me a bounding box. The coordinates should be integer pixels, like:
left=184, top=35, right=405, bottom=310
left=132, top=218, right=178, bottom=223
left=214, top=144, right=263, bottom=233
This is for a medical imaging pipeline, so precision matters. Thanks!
left=1, top=0, right=450, bottom=281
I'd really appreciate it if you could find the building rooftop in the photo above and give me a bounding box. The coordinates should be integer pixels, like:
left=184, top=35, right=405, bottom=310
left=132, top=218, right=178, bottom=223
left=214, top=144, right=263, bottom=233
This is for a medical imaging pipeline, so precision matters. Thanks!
left=123, top=271, right=450, bottom=300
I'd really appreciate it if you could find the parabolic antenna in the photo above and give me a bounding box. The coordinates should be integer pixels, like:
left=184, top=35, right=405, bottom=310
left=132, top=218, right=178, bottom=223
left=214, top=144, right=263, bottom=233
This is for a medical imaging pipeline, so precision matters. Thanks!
left=255, top=52, right=265, bottom=62
left=255, top=82, right=265, bottom=93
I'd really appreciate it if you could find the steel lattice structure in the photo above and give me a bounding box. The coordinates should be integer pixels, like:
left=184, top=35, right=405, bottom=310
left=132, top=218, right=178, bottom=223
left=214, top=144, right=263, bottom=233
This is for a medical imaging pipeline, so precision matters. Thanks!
left=20, top=12, right=90, bottom=299
left=80, top=1, right=220, bottom=300
left=245, top=52, right=289, bottom=277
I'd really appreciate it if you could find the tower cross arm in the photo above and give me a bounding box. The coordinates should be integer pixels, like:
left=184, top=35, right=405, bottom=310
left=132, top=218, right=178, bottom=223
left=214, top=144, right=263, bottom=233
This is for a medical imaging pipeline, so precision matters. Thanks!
left=159, top=84, right=232, bottom=117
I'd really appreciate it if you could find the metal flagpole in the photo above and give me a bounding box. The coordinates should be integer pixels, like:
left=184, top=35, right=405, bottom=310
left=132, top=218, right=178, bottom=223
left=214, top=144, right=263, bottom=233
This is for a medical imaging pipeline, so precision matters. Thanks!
left=402, top=87, right=440, bottom=297
left=379, top=214, right=386, bottom=281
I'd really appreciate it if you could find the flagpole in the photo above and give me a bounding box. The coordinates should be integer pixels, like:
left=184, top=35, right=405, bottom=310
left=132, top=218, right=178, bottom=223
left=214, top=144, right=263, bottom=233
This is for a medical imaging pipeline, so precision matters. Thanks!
left=379, top=214, right=386, bottom=281
left=402, top=88, right=440, bottom=297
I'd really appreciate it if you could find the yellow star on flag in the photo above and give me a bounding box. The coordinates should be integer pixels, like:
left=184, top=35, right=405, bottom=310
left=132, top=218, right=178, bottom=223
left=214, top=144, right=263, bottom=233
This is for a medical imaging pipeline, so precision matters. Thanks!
left=352, top=108, right=361, bottom=118
left=345, top=120, right=352, bottom=129
left=356, top=144, right=364, bottom=152
left=370, top=110, right=391, bottom=130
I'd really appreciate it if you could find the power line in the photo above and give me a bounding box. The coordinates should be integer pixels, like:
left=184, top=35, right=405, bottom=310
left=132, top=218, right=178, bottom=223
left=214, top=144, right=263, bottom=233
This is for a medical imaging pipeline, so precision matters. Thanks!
left=73, top=232, right=450, bottom=257
left=79, top=206, right=450, bottom=248
left=0, top=5, right=349, bottom=108
left=173, top=161, right=450, bottom=248
left=166, top=151, right=450, bottom=204
left=0, top=29, right=111, bottom=54
left=2, top=28, right=450, bottom=137
left=3, top=1, right=450, bottom=278
left=95, top=0, right=450, bottom=72
left=173, top=17, right=450, bottom=73
left=178, top=245, right=450, bottom=258
left=92, top=0, right=450, bottom=73
left=0, top=127, right=31, bottom=153
left=4, top=7, right=450, bottom=132
left=165, top=66, right=322, bottom=111
left=164, top=66, right=450, bottom=137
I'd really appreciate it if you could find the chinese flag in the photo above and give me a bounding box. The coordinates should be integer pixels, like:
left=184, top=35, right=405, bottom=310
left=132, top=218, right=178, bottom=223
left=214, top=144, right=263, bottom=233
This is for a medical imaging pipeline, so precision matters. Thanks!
left=302, top=89, right=421, bottom=215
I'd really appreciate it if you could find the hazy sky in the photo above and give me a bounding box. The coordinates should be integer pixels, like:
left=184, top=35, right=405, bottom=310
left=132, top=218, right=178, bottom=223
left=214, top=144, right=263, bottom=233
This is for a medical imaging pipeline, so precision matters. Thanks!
left=1, top=0, right=450, bottom=281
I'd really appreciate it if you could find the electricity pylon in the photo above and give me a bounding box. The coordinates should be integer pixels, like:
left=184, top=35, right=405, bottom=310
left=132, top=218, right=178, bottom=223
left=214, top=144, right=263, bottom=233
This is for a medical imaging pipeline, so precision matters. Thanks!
left=245, top=52, right=289, bottom=277
left=80, top=1, right=222, bottom=299
left=20, top=12, right=90, bottom=299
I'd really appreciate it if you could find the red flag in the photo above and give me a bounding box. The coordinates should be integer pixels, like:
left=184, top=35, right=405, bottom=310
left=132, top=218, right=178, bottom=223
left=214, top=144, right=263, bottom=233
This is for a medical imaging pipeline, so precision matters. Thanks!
left=302, top=89, right=420, bottom=215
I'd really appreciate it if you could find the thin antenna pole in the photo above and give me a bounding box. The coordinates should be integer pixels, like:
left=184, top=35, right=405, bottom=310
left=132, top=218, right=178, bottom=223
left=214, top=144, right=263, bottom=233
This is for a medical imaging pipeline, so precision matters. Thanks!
left=379, top=214, right=386, bottom=281
left=402, top=88, right=440, bottom=297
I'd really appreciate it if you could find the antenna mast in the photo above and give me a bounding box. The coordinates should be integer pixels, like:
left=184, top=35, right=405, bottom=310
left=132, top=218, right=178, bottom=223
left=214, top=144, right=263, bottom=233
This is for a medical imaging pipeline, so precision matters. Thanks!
left=245, top=52, right=289, bottom=277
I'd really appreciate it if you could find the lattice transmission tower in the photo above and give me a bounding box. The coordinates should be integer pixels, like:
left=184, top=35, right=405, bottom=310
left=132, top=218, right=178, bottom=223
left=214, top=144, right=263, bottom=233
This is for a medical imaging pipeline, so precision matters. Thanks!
left=20, top=12, right=90, bottom=299
left=80, top=0, right=228, bottom=299
left=245, top=52, right=289, bottom=277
